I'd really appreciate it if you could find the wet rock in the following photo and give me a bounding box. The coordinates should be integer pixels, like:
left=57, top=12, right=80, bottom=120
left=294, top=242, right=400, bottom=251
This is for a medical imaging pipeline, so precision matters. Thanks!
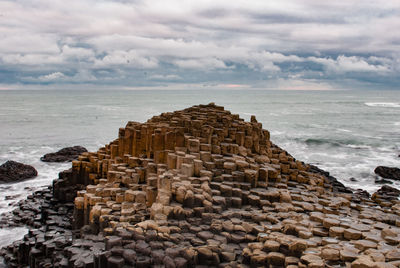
left=0, top=160, right=37, bottom=183
left=375, top=178, right=393, bottom=184
left=354, top=189, right=370, bottom=199
left=374, top=166, right=400, bottom=181
left=373, top=185, right=400, bottom=200
left=41, top=146, right=87, bottom=162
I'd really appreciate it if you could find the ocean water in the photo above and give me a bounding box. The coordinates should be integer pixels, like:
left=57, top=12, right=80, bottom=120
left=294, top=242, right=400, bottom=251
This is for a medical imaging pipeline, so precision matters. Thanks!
left=0, top=89, right=399, bottom=248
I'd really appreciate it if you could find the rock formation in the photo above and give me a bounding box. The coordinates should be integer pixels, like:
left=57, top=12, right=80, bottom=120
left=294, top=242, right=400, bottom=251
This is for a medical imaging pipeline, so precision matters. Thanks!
left=375, top=166, right=400, bottom=181
left=1, top=103, right=400, bottom=267
left=41, top=146, right=88, bottom=162
left=0, top=160, right=37, bottom=183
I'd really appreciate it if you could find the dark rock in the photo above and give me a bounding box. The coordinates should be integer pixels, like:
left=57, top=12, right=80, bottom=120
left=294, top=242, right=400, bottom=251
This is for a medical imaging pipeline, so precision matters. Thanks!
left=135, top=240, right=150, bottom=255
left=107, top=255, right=125, bottom=268
left=375, top=177, right=393, bottom=184
left=122, top=249, right=136, bottom=264
left=0, top=160, right=38, bottom=183
left=308, top=164, right=352, bottom=193
left=41, top=146, right=87, bottom=162
left=374, top=166, right=400, bottom=181
left=136, top=256, right=152, bottom=268
left=374, top=185, right=400, bottom=198
left=151, top=250, right=165, bottom=264
left=354, top=189, right=370, bottom=199
left=105, top=236, right=122, bottom=250
left=175, top=257, right=188, bottom=268
left=164, top=255, right=176, bottom=268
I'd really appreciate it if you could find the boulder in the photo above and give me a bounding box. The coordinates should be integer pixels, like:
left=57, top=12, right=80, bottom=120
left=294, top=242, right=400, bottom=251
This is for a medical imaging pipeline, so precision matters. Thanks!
left=41, top=146, right=87, bottom=162
left=0, top=160, right=38, bottom=183
left=374, top=166, right=400, bottom=181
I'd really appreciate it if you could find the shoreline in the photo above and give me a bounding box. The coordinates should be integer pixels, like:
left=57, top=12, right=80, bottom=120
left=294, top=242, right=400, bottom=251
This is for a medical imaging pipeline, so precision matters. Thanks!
left=1, top=103, right=400, bottom=267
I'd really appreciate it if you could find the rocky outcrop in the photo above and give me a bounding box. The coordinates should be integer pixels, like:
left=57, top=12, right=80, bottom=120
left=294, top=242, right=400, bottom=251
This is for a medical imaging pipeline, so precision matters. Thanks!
left=372, top=185, right=400, bottom=202
left=0, top=160, right=37, bottom=183
left=1, top=103, right=400, bottom=267
left=41, top=146, right=87, bottom=162
left=374, top=166, right=400, bottom=181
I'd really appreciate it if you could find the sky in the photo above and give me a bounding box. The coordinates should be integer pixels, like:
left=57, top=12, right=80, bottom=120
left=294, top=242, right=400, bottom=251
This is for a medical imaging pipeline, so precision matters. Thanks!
left=0, top=0, right=399, bottom=90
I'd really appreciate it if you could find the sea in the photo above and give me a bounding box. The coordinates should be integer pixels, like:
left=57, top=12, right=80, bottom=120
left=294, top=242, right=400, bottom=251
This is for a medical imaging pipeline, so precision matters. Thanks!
left=0, top=89, right=399, bottom=249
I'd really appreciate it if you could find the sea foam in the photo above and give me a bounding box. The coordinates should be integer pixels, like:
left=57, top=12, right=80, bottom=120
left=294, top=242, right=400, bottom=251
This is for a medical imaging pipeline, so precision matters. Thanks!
left=365, top=102, right=400, bottom=108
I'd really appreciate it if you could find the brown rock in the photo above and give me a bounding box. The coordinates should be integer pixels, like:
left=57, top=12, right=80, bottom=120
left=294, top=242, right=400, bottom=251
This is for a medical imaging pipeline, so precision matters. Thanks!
left=285, top=256, right=300, bottom=266
left=340, top=248, right=359, bottom=262
left=381, top=228, right=397, bottom=239
left=321, top=248, right=340, bottom=261
left=351, top=255, right=376, bottom=268
left=266, top=252, right=285, bottom=266
left=323, top=218, right=340, bottom=229
left=353, top=240, right=377, bottom=251
left=344, top=228, right=362, bottom=240
left=300, top=254, right=325, bottom=267
left=289, top=239, right=308, bottom=253
left=386, top=249, right=400, bottom=261
left=264, top=240, right=280, bottom=252
left=329, top=226, right=345, bottom=238
left=373, top=262, right=397, bottom=268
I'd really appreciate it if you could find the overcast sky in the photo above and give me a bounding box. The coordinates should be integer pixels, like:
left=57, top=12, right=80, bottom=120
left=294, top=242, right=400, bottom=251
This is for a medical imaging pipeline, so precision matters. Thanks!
left=0, top=0, right=399, bottom=90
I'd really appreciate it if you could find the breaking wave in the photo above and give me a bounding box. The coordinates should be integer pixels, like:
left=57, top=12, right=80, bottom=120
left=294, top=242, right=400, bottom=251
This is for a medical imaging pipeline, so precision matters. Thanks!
left=365, top=102, right=400, bottom=108
left=303, top=138, right=370, bottom=149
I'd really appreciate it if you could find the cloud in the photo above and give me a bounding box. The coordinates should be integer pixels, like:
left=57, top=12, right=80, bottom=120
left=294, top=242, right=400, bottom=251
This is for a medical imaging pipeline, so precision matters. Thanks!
left=23, top=70, right=97, bottom=83
left=149, top=74, right=182, bottom=81
left=0, top=0, right=399, bottom=89
left=94, top=50, right=159, bottom=68
left=37, top=72, right=66, bottom=81
left=172, top=58, right=229, bottom=70
left=308, top=55, right=390, bottom=73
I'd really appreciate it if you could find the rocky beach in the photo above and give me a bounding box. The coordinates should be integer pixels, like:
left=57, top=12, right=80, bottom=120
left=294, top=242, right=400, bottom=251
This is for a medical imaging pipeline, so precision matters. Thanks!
left=0, top=103, right=399, bottom=267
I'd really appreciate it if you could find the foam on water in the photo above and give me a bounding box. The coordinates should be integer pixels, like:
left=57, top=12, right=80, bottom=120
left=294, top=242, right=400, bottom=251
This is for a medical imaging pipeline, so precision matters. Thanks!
left=0, top=146, right=70, bottom=250
left=0, top=227, right=27, bottom=249
left=336, top=128, right=352, bottom=133
left=0, top=148, right=70, bottom=214
left=365, top=102, right=400, bottom=108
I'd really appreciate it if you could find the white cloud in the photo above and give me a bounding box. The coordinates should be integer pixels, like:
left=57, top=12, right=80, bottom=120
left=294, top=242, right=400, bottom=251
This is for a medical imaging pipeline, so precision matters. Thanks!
left=173, top=58, right=228, bottom=70
left=1, top=53, right=63, bottom=65
left=94, top=50, right=158, bottom=68
left=37, top=72, right=66, bottom=81
left=0, top=0, right=399, bottom=88
left=149, top=74, right=182, bottom=80
left=61, top=45, right=95, bottom=60
left=309, top=55, right=389, bottom=73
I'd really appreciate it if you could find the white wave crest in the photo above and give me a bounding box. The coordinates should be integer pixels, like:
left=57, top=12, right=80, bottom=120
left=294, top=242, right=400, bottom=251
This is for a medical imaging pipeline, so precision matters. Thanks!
left=365, top=102, right=400, bottom=108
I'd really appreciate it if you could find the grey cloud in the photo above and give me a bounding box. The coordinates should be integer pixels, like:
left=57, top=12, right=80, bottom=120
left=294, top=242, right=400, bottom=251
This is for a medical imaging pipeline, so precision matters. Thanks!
left=0, top=0, right=399, bottom=89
